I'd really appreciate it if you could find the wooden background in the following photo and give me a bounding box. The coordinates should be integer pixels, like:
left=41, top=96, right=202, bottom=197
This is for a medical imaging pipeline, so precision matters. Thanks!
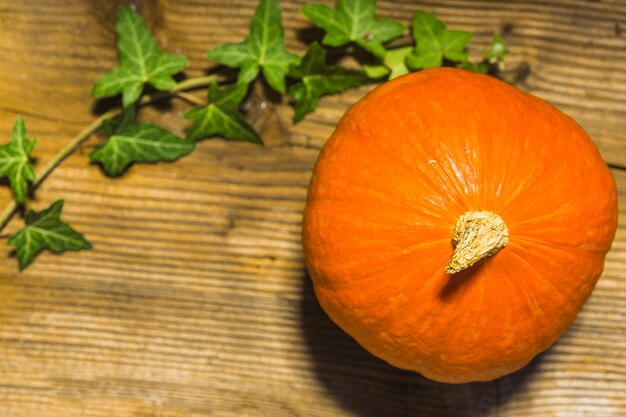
left=0, top=0, right=625, bottom=416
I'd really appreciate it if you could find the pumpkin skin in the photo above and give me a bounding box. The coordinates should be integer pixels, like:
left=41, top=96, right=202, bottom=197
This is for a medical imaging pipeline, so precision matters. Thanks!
left=302, top=67, right=617, bottom=383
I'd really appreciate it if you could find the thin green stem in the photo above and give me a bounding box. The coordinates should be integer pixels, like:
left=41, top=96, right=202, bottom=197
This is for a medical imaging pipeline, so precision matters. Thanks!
left=171, top=75, right=218, bottom=92
left=0, top=201, right=16, bottom=232
left=174, top=91, right=206, bottom=106
left=0, top=74, right=219, bottom=232
left=39, top=110, right=120, bottom=184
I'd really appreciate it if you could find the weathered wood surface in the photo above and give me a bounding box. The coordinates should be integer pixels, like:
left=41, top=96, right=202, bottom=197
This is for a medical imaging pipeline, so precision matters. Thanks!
left=0, top=0, right=625, bottom=416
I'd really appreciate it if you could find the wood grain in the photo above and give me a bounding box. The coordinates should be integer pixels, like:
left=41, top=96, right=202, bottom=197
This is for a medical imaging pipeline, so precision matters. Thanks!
left=0, top=0, right=625, bottom=416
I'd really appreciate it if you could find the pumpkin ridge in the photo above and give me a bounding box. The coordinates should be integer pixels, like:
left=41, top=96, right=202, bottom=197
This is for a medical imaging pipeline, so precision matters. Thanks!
left=310, top=176, right=454, bottom=218
left=416, top=268, right=507, bottom=381
left=441, top=265, right=504, bottom=380
left=435, top=147, right=481, bottom=209
left=486, top=131, right=540, bottom=213
left=435, top=157, right=476, bottom=211
left=506, top=210, right=581, bottom=228
left=513, top=235, right=609, bottom=255
left=508, top=262, right=547, bottom=320
left=416, top=258, right=459, bottom=303
left=506, top=246, right=580, bottom=309
left=310, top=195, right=454, bottom=221
left=309, top=239, right=451, bottom=291
left=354, top=134, right=463, bottom=212
left=350, top=97, right=477, bottom=214
left=312, top=137, right=465, bottom=221
left=502, top=249, right=582, bottom=354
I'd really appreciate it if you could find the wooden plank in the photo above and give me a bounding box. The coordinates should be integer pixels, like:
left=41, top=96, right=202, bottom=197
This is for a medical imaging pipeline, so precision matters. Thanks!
left=0, top=0, right=624, bottom=416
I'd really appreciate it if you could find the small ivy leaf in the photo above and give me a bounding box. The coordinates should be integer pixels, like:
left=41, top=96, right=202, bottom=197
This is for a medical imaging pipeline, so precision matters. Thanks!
left=461, top=33, right=508, bottom=74
left=90, top=119, right=195, bottom=177
left=7, top=200, right=91, bottom=270
left=0, top=116, right=36, bottom=204
left=205, top=0, right=299, bottom=94
left=287, top=42, right=368, bottom=122
left=407, top=10, right=471, bottom=70
left=91, top=5, right=189, bottom=107
left=301, top=0, right=405, bottom=58
left=363, top=64, right=390, bottom=79
left=383, top=46, right=412, bottom=79
left=461, top=60, right=489, bottom=74
left=406, top=50, right=442, bottom=70
left=363, top=46, right=412, bottom=80
left=184, top=83, right=262, bottom=144
left=485, top=33, right=508, bottom=65
left=101, top=105, right=137, bottom=137
left=441, top=29, right=472, bottom=61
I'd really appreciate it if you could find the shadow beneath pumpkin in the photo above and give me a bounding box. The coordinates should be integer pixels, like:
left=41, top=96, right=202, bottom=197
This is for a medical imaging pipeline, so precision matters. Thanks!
left=300, top=272, right=544, bottom=417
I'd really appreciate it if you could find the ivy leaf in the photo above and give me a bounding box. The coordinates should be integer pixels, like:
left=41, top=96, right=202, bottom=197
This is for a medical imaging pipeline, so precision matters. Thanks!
left=7, top=200, right=91, bottom=270
left=462, top=33, right=508, bottom=74
left=406, top=10, right=471, bottom=70
left=364, top=46, right=412, bottom=79
left=91, top=112, right=195, bottom=176
left=101, top=104, right=137, bottom=137
left=0, top=116, right=36, bottom=204
left=301, top=0, right=405, bottom=58
left=288, top=42, right=367, bottom=122
left=383, top=46, right=412, bottom=79
left=184, top=83, right=262, bottom=144
left=485, top=33, right=507, bottom=65
left=461, top=60, right=489, bottom=74
left=363, top=64, right=389, bottom=79
left=91, top=5, right=189, bottom=107
left=205, top=0, right=299, bottom=94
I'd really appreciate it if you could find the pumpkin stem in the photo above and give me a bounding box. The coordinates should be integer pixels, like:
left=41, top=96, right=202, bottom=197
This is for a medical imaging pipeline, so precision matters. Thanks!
left=445, top=211, right=509, bottom=274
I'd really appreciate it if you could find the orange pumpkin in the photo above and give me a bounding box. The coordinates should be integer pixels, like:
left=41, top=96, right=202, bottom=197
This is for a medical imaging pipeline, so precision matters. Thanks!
left=302, top=68, right=617, bottom=383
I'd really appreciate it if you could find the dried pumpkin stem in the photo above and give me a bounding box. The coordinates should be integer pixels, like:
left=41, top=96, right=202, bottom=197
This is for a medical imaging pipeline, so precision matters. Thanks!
left=445, top=211, right=509, bottom=274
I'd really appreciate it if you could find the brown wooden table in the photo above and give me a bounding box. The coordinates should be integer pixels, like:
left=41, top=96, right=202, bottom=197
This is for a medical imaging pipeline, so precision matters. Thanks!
left=0, top=1, right=625, bottom=416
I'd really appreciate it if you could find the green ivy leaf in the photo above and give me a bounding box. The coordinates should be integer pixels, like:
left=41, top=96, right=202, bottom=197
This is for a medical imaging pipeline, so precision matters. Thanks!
left=0, top=116, right=36, bottom=204
left=91, top=5, right=189, bottom=107
left=485, top=33, right=507, bottom=64
left=406, top=10, right=471, bottom=70
left=91, top=111, right=195, bottom=176
left=363, top=64, right=390, bottom=79
left=101, top=104, right=137, bottom=137
left=384, top=46, right=412, bottom=79
left=288, top=42, right=367, bottom=122
left=363, top=45, right=412, bottom=80
left=205, top=0, right=299, bottom=94
left=184, top=83, right=262, bottom=144
left=301, top=0, right=405, bottom=58
left=8, top=200, right=91, bottom=270
left=461, top=33, right=508, bottom=73
left=461, top=60, right=489, bottom=74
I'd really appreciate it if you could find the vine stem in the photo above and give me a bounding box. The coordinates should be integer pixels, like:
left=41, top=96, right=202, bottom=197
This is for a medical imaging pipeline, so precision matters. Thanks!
left=0, top=74, right=219, bottom=231
left=173, top=91, right=206, bottom=106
